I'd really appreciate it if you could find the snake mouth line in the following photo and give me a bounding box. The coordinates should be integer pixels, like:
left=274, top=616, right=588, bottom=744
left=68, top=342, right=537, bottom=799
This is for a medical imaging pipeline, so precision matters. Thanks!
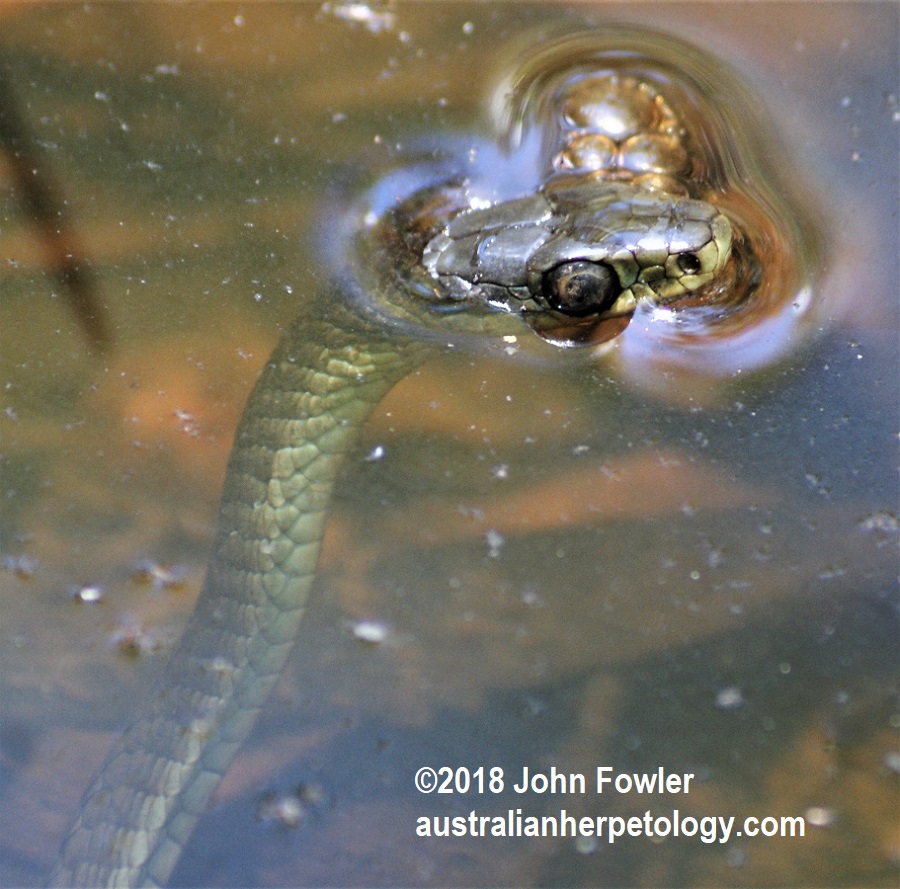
left=377, top=173, right=747, bottom=350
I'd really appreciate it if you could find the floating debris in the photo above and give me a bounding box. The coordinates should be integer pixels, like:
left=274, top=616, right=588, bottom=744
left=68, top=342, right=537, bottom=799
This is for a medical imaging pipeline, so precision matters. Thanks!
left=804, top=805, right=836, bottom=828
left=199, top=656, right=236, bottom=677
left=70, top=584, right=105, bottom=604
left=520, top=587, right=544, bottom=608
left=883, top=750, right=900, bottom=774
left=3, top=554, right=37, bottom=579
left=257, top=782, right=326, bottom=828
left=715, top=686, right=744, bottom=710
left=319, top=1, right=395, bottom=34
left=486, top=529, right=505, bottom=558
left=258, top=791, right=304, bottom=828
left=804, top=472, right=831, bottom=496
left=858, top=511, right=898, bottom=534
left=173, top=408, right=199, bottom=436
left=363, top=444, right=386, bottom=462
left=131, top=560, right=187, bottom=591
left=350, top=619, right=390, bottom=645
left=109, top=617, right=165, bottom=657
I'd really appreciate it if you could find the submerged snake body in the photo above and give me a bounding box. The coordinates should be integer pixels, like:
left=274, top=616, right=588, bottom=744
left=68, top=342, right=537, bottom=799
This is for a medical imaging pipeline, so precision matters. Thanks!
left=50, top=40, right=743, bottom=888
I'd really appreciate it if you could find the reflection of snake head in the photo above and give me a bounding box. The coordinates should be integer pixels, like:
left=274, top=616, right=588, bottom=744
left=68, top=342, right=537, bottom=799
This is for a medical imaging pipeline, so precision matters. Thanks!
left=422, top=177, right=733, bottom=331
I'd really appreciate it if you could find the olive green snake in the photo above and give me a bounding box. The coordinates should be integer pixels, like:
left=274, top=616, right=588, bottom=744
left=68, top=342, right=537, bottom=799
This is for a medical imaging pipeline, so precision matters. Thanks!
left=47, top=31, right=775, bottom=888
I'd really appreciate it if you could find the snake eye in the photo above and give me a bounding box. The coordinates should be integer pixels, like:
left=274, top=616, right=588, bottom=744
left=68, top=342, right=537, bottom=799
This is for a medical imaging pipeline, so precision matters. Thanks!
left=677, top=252, right=702, bottom=275
left=541, top=260, right=620, bottom=316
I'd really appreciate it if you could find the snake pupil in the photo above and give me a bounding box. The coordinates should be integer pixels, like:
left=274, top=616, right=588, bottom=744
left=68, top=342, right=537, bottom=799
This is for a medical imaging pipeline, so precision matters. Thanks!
left=542, top=260, right=619, bottom=316
left=677, top=252, right=702, bottom=275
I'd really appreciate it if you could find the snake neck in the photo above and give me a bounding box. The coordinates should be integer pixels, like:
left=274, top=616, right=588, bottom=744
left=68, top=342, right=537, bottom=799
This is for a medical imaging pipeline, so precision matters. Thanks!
left=48, top=291, right=432, bottom=889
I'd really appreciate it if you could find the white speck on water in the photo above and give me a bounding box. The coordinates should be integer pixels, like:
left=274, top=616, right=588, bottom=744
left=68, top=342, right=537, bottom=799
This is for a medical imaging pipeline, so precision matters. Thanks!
left=883, top=750, right=900, bottom=774
left=202, top=656, right=236, bottom=676
left=486, top=529, right=505, bottom=558
left=258, top=783, right=324, bottom=827
left=261, top=793, right=303, bottom=828
left=3, top=554, right=37, bottom=578
left=132, top=560, right=186, bottom=590
left=858, top=510, right=898, bottom=531
left=351, top=619, right=390, bottom=644
left=364, top=444, right=386, bottom=462
left=109, top=617, right=167, bottom=657
left=818, top=565, right=847, bottom=580
left=715, top=686, right=744, bottom=710
left=804, top=806, right=835, bottom=828
left=71, top=584, right=104, bottom=603
left=804, top=473, right=830, bottom=495
left=320, top=1, right=396, bottom=33
left=174, top=409, right=198, bottom=436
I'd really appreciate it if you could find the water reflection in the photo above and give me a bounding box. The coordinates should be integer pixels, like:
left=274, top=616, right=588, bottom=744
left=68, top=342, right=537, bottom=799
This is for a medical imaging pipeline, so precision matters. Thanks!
left=491, top=28, right=825, bottom=390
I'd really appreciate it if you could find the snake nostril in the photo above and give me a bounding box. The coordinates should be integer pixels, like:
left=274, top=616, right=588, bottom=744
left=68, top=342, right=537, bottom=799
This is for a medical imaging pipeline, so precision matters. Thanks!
left=677, top=252, right=702, bottom=275
left=542, top=260, right=620, bottom=316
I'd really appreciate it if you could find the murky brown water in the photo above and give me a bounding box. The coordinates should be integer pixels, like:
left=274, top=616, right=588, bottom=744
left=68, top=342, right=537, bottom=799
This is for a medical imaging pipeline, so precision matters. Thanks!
left=1, top=3, right=897, bottom=887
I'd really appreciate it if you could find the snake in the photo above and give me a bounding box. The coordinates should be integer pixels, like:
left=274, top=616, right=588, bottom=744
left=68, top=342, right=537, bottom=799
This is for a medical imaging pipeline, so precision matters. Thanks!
left=48, top=31, right=758, bottom=888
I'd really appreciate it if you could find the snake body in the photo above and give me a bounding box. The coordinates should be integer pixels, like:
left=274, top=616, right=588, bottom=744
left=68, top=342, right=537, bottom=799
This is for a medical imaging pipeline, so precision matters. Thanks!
left=50, top=33, right=750, bottom=888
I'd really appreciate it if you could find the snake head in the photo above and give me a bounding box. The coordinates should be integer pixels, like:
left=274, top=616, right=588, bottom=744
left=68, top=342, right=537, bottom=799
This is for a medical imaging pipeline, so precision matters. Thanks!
left=422, top=178, right=733, bottom=345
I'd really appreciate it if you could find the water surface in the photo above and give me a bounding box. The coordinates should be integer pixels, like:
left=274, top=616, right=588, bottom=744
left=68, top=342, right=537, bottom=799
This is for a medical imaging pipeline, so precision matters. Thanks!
left=1, top=4, right=897, bottom=886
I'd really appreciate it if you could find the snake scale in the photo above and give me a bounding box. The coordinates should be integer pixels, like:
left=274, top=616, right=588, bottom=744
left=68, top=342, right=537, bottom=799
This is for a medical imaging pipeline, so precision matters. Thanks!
left=48, top=29, right=779, bottom=887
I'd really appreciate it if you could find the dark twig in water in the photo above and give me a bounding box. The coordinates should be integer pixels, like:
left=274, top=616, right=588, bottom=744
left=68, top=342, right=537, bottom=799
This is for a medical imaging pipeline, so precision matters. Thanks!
left=0, top=66, right=111, bottom=354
